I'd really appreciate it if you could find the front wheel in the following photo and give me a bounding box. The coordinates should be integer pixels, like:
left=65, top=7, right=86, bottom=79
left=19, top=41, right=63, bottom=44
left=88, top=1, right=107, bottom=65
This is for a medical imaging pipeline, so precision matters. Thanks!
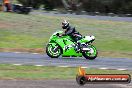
left=46, top=43, right=62, bottom=58
left=82, top=45, right=98, bottom=60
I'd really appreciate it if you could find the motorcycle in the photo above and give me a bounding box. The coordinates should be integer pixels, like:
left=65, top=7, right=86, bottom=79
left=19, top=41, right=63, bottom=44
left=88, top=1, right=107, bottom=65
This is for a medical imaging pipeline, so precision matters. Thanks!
left=46, top=31, right=98, bottom=60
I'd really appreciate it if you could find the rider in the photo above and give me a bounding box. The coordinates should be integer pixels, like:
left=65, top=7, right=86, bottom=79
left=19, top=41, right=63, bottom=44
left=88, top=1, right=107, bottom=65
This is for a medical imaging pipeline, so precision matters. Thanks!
left=61, top=20, right=82, bottom=41
left=60, top=20, right=82, bottom=51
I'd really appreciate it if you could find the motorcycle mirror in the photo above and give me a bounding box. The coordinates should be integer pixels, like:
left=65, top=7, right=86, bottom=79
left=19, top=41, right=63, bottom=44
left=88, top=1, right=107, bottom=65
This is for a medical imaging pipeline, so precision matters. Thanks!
left=56, top=33, right=59, bottom=36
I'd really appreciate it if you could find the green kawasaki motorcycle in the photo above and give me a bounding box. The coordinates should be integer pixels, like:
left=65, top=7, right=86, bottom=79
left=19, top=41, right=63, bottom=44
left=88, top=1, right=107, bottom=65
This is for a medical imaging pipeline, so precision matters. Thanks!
left=46, top=31, right=98, bottom=60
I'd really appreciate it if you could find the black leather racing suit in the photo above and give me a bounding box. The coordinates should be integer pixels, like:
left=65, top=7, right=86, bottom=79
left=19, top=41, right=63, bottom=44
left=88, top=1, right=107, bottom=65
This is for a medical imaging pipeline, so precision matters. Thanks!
left=65, top=26, right=82, bottom=42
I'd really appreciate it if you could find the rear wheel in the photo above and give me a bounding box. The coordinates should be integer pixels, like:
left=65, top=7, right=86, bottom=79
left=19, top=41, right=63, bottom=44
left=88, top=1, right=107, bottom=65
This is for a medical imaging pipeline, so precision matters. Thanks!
left=46, top=43, right=62, bottom=58
left=82, top=45, right=97, bottom=60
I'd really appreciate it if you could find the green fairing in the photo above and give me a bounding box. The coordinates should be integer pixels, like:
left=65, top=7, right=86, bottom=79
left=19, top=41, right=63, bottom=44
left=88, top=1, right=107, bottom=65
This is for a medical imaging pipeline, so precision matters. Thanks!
left=49, top=31, right=82, bottom=57
left=46, top=30, right=97, bottom=59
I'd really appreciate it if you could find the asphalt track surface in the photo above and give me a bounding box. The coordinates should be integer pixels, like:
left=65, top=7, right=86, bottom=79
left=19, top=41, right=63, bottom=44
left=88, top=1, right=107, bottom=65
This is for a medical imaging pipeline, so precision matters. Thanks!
left=0, top=79, right=132, bottom=88
left=0, top=52, right=132, bottom=70
left=1, top=13, right=132, bottom=88
left=1, top=53, right=132, bottom=88
left=31, top=11, right=132, bottom=22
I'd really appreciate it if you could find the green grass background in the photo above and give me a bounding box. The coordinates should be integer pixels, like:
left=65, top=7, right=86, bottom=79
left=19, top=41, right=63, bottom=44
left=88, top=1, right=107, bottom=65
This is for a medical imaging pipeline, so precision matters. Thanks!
left=0, top=64, right=131, bottom=79
left=0, top=12, right=132, bottom=56
left=0, top=13, right=132, bottom=79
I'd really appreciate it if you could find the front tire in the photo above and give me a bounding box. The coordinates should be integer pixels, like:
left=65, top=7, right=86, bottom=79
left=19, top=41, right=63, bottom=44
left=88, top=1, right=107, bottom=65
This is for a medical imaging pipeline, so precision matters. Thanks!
left=82, top=45, right=98, bottom=60
left=46, top=43, right=62, bottom=58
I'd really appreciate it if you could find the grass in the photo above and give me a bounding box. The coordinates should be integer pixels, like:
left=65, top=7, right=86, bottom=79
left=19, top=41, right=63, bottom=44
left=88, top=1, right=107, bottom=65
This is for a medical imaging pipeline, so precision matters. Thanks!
left=0, top=12, right=132, bottom=58
left=0, top=64, right=131, bottom=79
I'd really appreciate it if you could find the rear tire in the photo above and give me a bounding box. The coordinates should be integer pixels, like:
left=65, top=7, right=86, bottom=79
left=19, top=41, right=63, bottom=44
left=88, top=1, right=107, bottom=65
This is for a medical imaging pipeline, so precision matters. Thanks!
left=46, top=43, right=62, bottom=58
left=82, top=45, right=97, bottom=60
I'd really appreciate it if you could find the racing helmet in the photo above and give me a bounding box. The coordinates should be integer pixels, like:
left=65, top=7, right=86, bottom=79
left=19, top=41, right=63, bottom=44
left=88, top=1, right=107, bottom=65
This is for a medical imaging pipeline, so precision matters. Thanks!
left=62, top=20, right=69, bottom=29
